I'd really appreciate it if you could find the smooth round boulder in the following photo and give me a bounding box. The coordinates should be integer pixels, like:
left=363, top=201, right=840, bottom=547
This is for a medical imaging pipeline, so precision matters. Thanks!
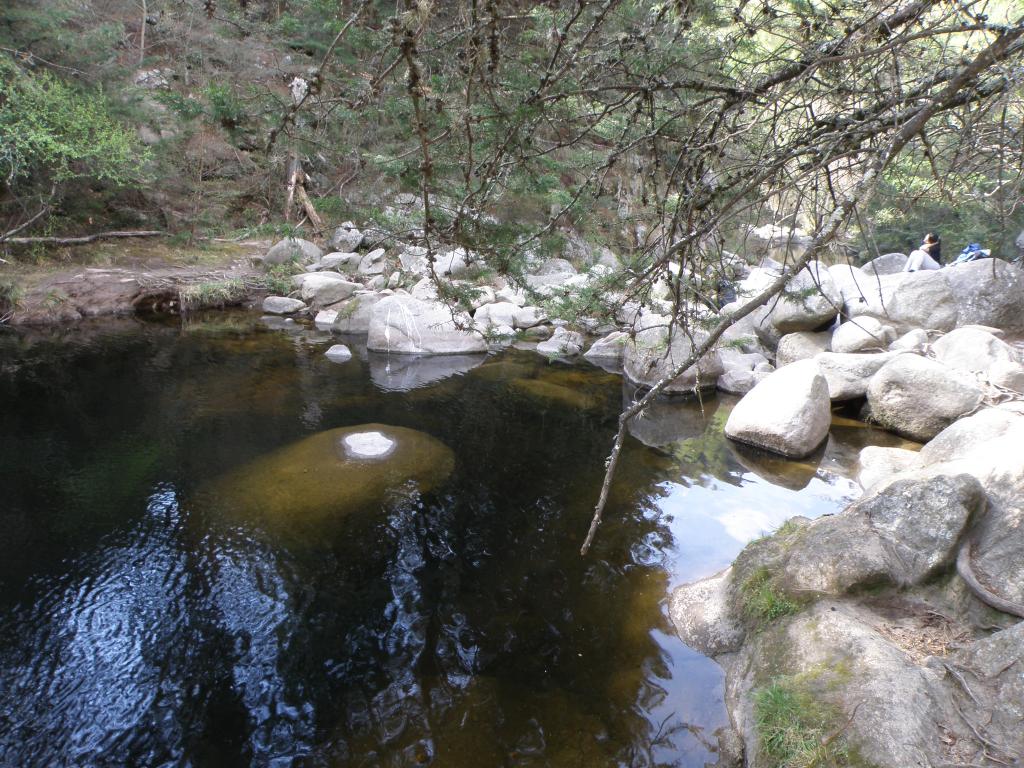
left=866, top=354, right=985, bottom=441
left=831, top=316, right=896, bottom=353
left=205, top=424, right=455, bottom=528
left=931, top=326, right=1020, bottom=376
left=766, top=261, right=842, bottom=334
left=263, top=237, right=322, bottom=267
left=724, top=359, right=831, bottom=458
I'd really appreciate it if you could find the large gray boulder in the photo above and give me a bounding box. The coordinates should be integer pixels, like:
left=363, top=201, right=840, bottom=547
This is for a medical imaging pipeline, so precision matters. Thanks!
left=263, top=237, right=322, bottom=267
left=536, top=327, right=584, bottom=357
left=525, top=258, right=577, bottom=290
left=623, top=322, right=724, bottom=394
left=815, top=351, right=895, bottom=401
left=328, top=222, right=363, bottom=252
left=473, top=301, right=519, bottom=329
left=299, top=275, right=361, bottom=307
left=830, top=316, right=896, bottom=353
left=367, top=295, right=486, bottom=354
left=765, top=261, right=842, bottom=333
left=669, top=568, right=745, bottom=656
left=330, top=292, right=384, bottom=334
left=724, top=359, right=831, bottom=458
left=914, top=408, right=1024, bottom=609
left=262, top=296, right=307, bottom=315
left=944, top=258, right=1024, bottom=332
left=866, top=354, right=985, bottom=441
left=583, top=331, right=629, bottom=362
left=827, top=263, right=874, bottom=308
left=775, top=330, right=829, bottom=366
left=357, top=247, right=387, bottom=276
left=932, top=326, right=1020, bottom=376
left=862, top=252, right=906, bottom=276
left=846, top=270, right=957, bottom=333
left=717, top=348, right=772, bottom=395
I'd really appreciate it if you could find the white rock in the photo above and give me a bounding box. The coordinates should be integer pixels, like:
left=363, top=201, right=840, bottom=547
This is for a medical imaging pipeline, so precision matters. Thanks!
left=536, top=327, right=584, bottom=357
left=724, top=359, right=832, bottom=458
left=831, top=317, right=897, bottom=353
left=314, top=310, right=339, bottom=329
left=263, top=237, right=322, bottom=267
left=990, top=359, right=1024, bottom=393
left=367, top=295, right=487, bottom=355
left=776, top=331, right=830, bottom=366
left=474, top=301, right=519, bottom=328
left=357, top=247, right=387, bottom=276
left=330, top=292, right=384, bottom=334
left=931, top=326, right=1020, bottom=376
left=623, top=322, right=724, bottom=394
left=513, top=305, right=547, bottom=329
left=329, top=222, right=363, bottom=252
left=584, top=331, right=629, bottom=361
left=300, top=275, right=361, bottom=307
left=325, top=344, right=353, bottom=363
left=815, top=351, right=896, bottom=401
left=889, top=328, right=929, bottom=353
left=340, top=430, right=395, bottom=458
left=766, top=261, right=842, bottom=333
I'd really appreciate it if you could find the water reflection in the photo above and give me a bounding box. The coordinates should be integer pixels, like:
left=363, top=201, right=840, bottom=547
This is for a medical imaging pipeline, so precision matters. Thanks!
left=0, top=315, right=894, bottom=766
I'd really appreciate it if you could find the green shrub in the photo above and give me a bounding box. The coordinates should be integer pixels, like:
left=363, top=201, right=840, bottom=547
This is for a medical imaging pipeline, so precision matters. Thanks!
left=0, top=56, right=146, bottom=187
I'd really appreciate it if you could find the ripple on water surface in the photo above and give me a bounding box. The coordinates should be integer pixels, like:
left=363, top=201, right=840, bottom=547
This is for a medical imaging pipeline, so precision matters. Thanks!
left=0, top=315, right=907, bottom=766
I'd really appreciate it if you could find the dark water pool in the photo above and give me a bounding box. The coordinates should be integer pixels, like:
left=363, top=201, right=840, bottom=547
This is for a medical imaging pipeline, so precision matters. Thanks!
left=0, top=314, right=911, bottom=767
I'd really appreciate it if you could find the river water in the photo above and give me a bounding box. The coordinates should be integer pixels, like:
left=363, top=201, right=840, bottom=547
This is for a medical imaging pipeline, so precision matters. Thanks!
left=0, top=313, right=910, bottom=767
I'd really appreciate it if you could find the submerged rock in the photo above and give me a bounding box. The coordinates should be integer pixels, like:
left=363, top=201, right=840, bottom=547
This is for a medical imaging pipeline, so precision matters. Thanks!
left=205, top=424, right=455, bottom=527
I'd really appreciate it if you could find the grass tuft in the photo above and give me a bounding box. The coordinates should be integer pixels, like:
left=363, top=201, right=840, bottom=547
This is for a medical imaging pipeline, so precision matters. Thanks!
left=741, top=567, right=801, bottom=625
left=754, top=676, right=854, bottom=767
left=179, top=278, right=249, bottom=311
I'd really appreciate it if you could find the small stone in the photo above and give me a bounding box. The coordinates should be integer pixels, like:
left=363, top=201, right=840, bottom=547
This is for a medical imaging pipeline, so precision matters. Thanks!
left=325, top=344, right=353, bottom=363
left=340, top=430, right=395, bottom=458
left=262, top=296, right=307, bottom=314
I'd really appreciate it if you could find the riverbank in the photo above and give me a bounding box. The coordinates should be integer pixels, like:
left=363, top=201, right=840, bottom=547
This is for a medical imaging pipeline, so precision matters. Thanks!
left=1, top=239, right=270, bottom=324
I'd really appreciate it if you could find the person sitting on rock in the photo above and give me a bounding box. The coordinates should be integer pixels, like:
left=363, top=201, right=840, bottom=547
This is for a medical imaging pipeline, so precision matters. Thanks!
left=903, top=233, right=942, bottom=272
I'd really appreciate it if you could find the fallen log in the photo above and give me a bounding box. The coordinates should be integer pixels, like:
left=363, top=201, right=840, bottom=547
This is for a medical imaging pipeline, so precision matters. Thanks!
left=2, top=230, right=164, bottom=246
